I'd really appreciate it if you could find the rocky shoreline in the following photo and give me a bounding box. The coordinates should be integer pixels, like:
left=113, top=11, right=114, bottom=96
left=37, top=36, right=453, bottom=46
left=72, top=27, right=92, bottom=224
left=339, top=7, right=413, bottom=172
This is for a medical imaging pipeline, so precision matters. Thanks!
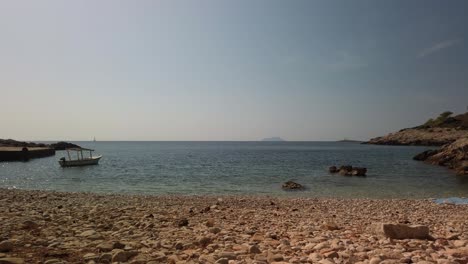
left=1, top=189, right=468, bottom=264
left=413, top=138, right=468, bottom=176
left=363, top=128, right=468, bottom=146
left=364, top=112, right=468, bottom=146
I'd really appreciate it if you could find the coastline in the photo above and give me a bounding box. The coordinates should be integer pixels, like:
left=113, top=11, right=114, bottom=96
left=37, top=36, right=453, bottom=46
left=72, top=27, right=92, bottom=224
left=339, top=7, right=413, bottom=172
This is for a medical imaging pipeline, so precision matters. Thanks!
left=1, top=189, right=468, bottom=264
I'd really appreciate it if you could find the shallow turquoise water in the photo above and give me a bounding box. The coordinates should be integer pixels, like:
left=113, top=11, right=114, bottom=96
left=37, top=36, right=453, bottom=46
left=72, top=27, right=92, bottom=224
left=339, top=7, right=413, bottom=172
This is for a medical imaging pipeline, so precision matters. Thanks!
left=1, top=141, right=467, bottom=198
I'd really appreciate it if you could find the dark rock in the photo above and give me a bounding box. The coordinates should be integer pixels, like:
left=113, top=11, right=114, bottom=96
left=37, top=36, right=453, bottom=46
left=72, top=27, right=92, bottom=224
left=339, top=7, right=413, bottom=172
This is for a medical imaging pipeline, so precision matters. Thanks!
left=281, top=181, right=303, bottom=190
left=413, top=149, right=440, bottom=161
left=175, top=218, right=189, bottom=227
left=49, top=142, right=81, bottom=150
left=351, top=167, right=367, bottom=176
left=328, top=166, right=338, bottom=173
left=331, top=165, right=367, bottom=176
left=414, top=138, right=468, bottom=175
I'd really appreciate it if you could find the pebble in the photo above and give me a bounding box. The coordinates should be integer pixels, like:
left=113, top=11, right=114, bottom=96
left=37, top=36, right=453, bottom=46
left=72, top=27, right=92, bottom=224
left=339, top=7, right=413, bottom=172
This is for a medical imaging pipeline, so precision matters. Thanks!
left=1, top=189, right=468, bottom=264
left=0, top=241, right=13, bottom=253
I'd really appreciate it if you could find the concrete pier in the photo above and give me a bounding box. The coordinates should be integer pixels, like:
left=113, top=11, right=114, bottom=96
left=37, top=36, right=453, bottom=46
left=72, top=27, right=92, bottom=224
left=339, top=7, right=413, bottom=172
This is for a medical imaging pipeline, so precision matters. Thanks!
left=0, top=147, right=55, bottom=161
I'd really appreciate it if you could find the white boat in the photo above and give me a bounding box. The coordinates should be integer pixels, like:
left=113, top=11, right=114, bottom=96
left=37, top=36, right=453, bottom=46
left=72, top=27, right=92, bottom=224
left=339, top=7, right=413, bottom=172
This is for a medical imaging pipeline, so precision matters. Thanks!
left=59, top=148, right=102, bottom=167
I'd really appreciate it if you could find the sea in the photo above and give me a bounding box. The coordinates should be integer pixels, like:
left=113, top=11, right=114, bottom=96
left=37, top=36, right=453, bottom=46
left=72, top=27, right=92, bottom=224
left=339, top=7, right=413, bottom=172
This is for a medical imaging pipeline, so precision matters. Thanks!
left=1, top=141, right=468, bottom=199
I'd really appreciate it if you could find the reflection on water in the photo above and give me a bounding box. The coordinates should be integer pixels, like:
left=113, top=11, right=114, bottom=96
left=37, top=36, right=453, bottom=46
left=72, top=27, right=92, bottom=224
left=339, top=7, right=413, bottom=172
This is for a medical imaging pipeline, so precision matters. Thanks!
left=1, top=141, right=467, bottom=198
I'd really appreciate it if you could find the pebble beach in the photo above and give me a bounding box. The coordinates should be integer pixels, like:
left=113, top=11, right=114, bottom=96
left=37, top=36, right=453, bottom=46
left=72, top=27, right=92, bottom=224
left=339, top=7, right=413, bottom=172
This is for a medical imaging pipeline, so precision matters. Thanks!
left=1, top=189, right=468, bottom=264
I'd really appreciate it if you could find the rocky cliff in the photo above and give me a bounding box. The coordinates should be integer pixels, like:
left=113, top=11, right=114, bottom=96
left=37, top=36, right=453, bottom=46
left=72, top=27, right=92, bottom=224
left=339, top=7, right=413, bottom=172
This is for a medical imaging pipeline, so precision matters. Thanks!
left=413, top=138, right=468, bottom=175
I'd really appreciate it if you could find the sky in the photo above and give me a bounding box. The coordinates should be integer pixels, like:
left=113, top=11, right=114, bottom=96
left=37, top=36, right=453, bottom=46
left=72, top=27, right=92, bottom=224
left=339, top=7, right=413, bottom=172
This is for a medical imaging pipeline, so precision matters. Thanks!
left=1, top=0, right=467, bottom=141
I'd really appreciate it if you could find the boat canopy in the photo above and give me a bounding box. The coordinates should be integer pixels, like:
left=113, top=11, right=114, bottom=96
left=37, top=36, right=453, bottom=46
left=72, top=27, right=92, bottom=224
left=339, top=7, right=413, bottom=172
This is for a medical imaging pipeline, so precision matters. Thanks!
left=66, top=148, right=94, bottom=151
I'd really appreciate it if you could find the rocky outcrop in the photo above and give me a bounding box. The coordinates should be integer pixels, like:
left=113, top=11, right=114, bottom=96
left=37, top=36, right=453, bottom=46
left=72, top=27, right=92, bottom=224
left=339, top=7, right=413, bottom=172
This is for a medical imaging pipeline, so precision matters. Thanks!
left=413, top=138, right=468, bottom=175
left=281, top=181, right=303, bottom=190
left=0, top=139, right=81, bottom=151
left=329, top=165, right=367, bottom=176
left=365, top=112, right=468, bottom=146
left=49, top=142, right=81, bottom=150
left=413, top=149, right=441, bottom=161
left=0, top=139, right=47, bottom=148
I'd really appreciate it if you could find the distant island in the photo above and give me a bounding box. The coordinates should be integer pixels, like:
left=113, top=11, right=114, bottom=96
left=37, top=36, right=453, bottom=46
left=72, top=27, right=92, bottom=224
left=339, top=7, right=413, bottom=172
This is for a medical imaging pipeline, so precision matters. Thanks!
left=337, top=139, right=362, bottom=143
left=262, top=137, right=286, bottom=142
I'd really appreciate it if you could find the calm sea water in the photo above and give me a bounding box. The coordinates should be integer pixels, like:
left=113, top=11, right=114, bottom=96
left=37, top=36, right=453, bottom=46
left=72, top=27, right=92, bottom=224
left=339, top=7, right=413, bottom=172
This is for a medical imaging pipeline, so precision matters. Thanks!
left=1, top=141, right=467, bottom=198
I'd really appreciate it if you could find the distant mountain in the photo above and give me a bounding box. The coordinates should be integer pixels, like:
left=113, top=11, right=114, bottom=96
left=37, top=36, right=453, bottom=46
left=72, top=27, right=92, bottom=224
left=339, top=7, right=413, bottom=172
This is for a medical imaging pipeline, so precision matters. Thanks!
left=262, top=137, right=286, bottom=142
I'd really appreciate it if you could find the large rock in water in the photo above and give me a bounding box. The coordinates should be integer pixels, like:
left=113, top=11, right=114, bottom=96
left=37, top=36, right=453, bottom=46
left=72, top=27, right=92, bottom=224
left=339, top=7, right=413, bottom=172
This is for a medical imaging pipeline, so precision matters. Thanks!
left=331, top=165, right=367, bottom=176
left=282, top=181, right=303, bottom=190
left=413, top=138, right=468, bottom=175
left=371, top=223, right=431, bottom=239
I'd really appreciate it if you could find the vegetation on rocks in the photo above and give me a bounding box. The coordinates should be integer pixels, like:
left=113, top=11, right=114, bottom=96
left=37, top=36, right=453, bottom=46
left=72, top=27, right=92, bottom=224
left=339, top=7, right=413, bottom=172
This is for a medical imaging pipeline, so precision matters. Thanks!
left=365, top=111, right=468, bottom=146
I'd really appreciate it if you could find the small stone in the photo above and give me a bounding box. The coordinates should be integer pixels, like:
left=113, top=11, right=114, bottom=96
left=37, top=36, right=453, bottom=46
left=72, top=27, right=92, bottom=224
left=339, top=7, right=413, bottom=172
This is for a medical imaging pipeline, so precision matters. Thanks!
left=20, top=220, right=38, bottom=230
left=80, top=230, right=97, bottom=237
left=198, top=236, right=212, bottom=248
left=97, top=242, right=114, bottom=252
left=319, top=259, right=335, bottom=264
left=44, top=259, right=62, bottom=264
left=0, top=241, right=13, bottom=252
left=323, top=222, right=340, bottom=231
left=323, top=251, right=339, bottom=259
left=219, top=252, right=237, bottom=260
left=174, top=242, right=184, bottom=250
left=83, top=253, right=98, bottom=261
left=175, top=218, right=189, bottom=227
left=206, top=219, right=215, bottom=227
left=267, top=253, right=284, bottom=262
left=215, top=258, right=229, bottom=264
left=369, top=257, right=381, bottom=264
left=453, top=240, right=467, bottom=247
left=249, top=245, right=261, bottom=254
left=111, top=250, right=138, bottom=262
left=209, top=227, right=221, bottom=234
left=0, top=258, right=25, bottom=264
left=99, top=253, right=112, bottom=263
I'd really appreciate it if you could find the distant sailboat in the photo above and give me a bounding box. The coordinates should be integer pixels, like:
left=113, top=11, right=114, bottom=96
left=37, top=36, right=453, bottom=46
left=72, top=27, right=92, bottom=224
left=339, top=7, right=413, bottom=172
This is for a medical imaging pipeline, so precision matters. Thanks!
left=93, top=137, right=96, bottom=142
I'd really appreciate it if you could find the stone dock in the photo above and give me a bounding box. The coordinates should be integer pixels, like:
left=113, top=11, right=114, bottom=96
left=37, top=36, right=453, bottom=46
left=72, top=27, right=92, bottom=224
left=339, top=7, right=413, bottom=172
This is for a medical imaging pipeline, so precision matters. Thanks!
left=0, top=147, right=55, bottom=161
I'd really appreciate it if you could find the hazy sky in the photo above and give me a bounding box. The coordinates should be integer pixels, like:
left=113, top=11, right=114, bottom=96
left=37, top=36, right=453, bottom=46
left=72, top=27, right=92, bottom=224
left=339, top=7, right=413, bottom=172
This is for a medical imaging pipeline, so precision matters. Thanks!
left=1, top=0, right=467, bottom=141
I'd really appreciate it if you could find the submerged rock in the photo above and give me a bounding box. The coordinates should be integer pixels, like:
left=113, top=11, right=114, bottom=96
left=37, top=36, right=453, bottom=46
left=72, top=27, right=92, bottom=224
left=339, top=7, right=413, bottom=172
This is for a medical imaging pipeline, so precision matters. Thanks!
left=330, top=165, right=367, bottom=176
left=282, top=181, right=303, bottom=190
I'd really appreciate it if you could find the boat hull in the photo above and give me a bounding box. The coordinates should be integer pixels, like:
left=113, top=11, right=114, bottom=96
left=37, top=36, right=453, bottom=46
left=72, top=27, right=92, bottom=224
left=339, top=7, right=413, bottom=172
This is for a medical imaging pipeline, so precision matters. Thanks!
left=59, top=156, right=102, bottom=167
